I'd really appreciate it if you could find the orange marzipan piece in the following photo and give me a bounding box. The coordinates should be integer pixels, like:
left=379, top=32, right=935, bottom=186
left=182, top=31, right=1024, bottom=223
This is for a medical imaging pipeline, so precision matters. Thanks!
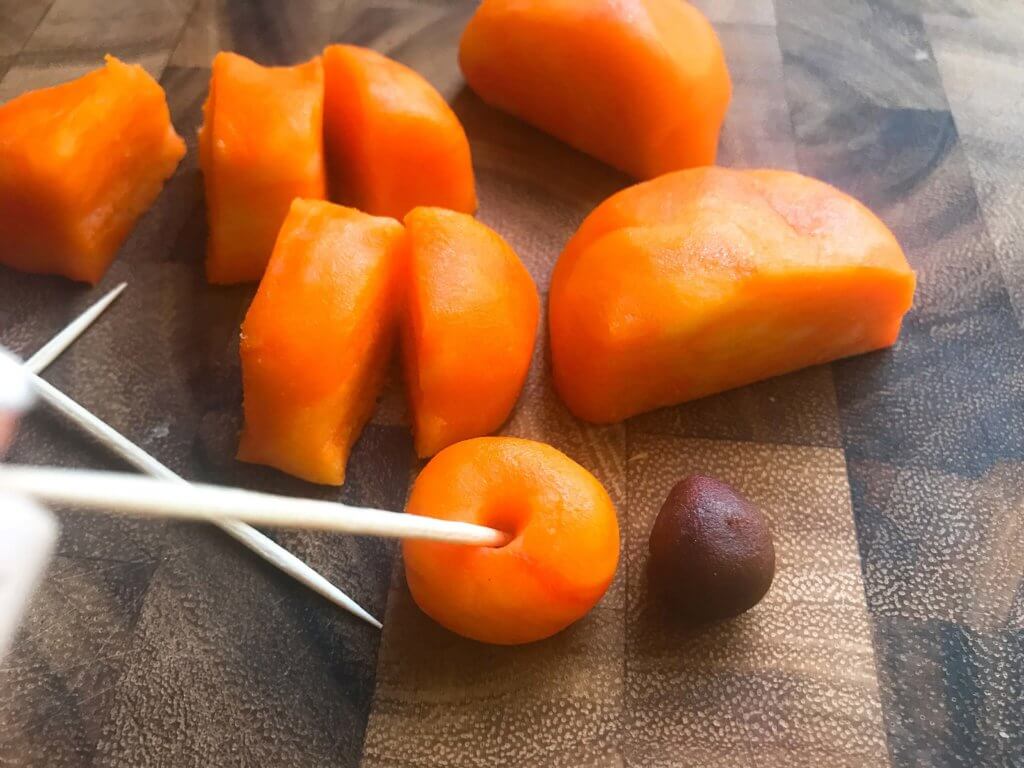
left=401, top=207, right=539, bottom=458
left=322, top=44, right=476, bottom=219
left=199, top=52, right=327, bottom=285
left=237, top=198, right=404, bottom=485
left=0, top=56, right=185, bottom=284
left=459, top=0, right=731, bottom=180
left=237, top=203, right=539, bottom=482
left=549, top=167, right=917, bottom=423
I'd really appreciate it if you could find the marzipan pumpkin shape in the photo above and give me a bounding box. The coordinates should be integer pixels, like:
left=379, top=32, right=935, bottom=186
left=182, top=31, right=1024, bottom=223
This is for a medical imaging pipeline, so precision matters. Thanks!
left=403, top=436, right=619, bottom=645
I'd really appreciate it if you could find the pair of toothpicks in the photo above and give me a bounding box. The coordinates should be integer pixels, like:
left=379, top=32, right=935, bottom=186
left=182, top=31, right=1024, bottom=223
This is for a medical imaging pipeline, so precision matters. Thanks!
left=13, top=284, right=378, bottom=626
left=9, top=284, right=502, bottom=628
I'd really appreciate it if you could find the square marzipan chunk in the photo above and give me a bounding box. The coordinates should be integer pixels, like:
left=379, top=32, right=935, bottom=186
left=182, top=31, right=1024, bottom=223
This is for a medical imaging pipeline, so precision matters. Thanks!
left=0, top=56, right=185, bottom=284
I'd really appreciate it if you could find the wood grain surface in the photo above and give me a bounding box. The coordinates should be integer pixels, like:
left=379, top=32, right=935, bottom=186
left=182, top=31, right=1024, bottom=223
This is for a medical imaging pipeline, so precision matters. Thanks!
left=0, top=1, right=1021, bottom=767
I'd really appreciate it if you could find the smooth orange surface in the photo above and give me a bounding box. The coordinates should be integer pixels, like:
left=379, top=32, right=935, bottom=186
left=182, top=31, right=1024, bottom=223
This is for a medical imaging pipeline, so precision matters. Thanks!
left=322, top=45, right=476, bottom=219
left=237, top=199, right=404, bottom=485
left=459, top=0, right=731, bottom=180
left=550, top=167, right=917, bottom=423
left=199, top=52, right=326, bottom=284
left=403, top=437, right=620, bottom=645
left=0, top=56, right=185, bottom=284
left=401, top=207, right=539, bottom=457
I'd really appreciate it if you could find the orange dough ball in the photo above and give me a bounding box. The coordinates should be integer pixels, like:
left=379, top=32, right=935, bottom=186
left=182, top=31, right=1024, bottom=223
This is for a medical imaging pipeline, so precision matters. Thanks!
left=403, top=437, right=620, bottom=645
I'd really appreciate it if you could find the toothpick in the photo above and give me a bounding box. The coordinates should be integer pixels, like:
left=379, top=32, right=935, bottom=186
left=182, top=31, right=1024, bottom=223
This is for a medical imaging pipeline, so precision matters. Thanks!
left=1, top=284, right=126, bottom=416
left=25, top=283, right=127, bottom=374
left=0, top=465, right=510, bottom=546
left=19, top=306, right=384, bottom=629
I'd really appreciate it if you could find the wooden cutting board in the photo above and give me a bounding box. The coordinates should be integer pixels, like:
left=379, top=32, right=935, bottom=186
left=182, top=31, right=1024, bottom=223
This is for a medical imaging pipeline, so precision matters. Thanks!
left=0, top=1, right=1021, bottom=766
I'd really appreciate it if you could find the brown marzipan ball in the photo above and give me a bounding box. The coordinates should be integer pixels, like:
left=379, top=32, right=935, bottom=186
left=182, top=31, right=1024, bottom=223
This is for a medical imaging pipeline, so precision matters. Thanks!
left=648, top=475, right=775, bottom=622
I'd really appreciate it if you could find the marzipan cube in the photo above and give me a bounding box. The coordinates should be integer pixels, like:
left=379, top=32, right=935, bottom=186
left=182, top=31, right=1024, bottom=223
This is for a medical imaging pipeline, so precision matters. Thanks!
left=0, top=56, right=186, bottom=284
